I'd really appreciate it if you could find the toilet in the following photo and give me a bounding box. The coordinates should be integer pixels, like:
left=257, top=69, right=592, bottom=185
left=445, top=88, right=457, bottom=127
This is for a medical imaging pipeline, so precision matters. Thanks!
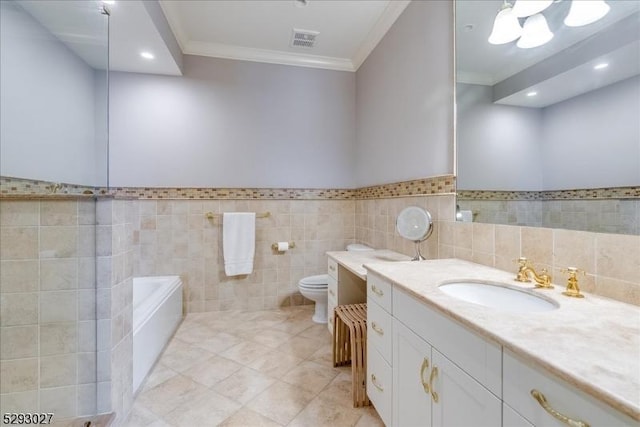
left=298, top=243, right=374, bottom=324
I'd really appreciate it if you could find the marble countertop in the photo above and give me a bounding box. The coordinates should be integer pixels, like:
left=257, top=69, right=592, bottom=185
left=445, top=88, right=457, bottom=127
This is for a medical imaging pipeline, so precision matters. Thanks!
left=363, top=258, right=640, bottom=422
left=327, top=250, right=411, bottom=280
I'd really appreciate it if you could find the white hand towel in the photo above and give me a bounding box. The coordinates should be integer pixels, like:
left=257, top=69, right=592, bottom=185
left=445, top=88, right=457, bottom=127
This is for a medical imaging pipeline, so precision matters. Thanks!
left=223, top=212, right=256, bottom=276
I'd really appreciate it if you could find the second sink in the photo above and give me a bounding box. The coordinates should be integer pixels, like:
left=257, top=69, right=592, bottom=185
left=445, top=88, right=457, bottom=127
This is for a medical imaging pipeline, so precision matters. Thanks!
left=439, top=281, right=559, bottom=313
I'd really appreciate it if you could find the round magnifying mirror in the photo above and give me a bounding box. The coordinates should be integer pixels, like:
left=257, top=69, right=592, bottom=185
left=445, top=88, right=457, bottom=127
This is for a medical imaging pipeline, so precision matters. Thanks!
left=396, top=206, right=433, bottom=261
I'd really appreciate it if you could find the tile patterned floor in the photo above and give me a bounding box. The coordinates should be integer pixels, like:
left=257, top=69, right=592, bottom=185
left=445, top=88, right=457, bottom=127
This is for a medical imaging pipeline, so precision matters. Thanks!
left=124, top=306, right=384, bottom=427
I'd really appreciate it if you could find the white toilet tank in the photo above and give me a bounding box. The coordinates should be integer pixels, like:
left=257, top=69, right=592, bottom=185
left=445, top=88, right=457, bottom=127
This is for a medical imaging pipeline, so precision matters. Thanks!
left=346, top=243, right=374, bottom=252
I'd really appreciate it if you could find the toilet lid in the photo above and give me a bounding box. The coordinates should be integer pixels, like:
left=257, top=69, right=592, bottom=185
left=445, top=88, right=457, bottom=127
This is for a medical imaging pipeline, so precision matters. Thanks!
left=300, top=274, right=328, bottom=287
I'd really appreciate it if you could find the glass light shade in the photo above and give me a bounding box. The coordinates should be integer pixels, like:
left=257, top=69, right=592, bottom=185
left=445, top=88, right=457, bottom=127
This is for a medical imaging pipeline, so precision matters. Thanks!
left=517, top=13, right=554, bottom=48
left=512, top=0, right=553, bottom=18
left=488, top=5, right=523, bottom=45
left=564, top=0, right=610, bottom=27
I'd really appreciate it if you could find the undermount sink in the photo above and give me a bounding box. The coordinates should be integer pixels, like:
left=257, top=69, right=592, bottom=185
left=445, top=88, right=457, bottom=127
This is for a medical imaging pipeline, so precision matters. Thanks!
left=439, top=281, right=559, bottom=313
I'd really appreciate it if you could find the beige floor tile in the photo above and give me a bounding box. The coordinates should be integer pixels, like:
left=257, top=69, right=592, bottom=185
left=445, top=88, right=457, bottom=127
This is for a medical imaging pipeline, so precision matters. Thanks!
left=281, top=361, right=339, bottom=394
left=245, top=328, right=294, bottom=348
left=191, top=332, right=243, bottom=354
left=288, top=395, right=364, bottom=427
left=136, top=375, right=210, bottom=417
left=181, top=355, right=242, bottom=388
left=172, top=324, right=218, bottom=344
left=140, top=363, right=179, bottom=394
left=245, top=381, right=316, bottom=425
left=158, top=344, right=215, bottom=373
left=247, top=348, right=305, bottom=378
left=269, top=317, right=314, bottom=335
left=297, top=324, right=332, bottom=341
left=317, top=372, right=360, bottom=408
left=219, top=340, right=268, bottom=366
left=213, top=367, right=276, bottom=404
left=278, top=335, right=325, bottom=359
left=123, top=403, right=159, bottom=427
left=162, top=389, right=241, bottom=427
left=354, top=406, right=385, bottom=427
left=308, top=344, right=334, bottom=366
left=218, top=407, right=283, bottom=427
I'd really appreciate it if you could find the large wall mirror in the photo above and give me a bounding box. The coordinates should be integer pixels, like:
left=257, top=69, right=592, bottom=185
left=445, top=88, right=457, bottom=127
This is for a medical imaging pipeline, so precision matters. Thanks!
left=0, top=0, right=109, bottom=188
left=455, top=0, right=639, bottom=235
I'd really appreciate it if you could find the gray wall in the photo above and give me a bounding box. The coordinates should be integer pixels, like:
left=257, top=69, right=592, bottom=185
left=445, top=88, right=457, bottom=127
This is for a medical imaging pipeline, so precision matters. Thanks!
left=109, top=55, right=356, bottom=188
left=457, top=83, right=544, bottom=191
left=457, top=77, right=640, bottom=191
left=354, top=0, right=454, bottom=187
left=541, top=76, right=640, bottom=190
left=0, top=1, right=104, bottom=186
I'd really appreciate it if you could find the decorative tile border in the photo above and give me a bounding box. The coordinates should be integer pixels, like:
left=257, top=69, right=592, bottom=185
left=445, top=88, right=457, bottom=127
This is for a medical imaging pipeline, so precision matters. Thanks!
left=1, top=175, right=456, bottom=200
left=458, top=187, right=640, bottom=201
left=0, top=176, right=98, bottom=198
left=355, top=175, right=456, bottom=199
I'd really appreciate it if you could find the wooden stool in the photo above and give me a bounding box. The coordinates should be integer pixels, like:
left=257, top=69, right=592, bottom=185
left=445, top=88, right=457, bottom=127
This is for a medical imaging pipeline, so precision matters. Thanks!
left=332, top=303, right=370, bottom=407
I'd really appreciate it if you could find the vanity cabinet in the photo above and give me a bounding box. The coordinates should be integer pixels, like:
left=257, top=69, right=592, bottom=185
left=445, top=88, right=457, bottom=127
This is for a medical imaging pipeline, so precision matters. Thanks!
left=503, top=351, right=635, bottom=427
left=327, top=258, right=367, bottom=333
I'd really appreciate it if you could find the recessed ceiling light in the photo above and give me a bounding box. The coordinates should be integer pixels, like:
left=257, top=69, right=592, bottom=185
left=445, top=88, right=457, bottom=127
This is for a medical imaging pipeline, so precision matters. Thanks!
left=527, top=91, right=538, bottom=97
left=140, top=51, right=155, bottom=60
left=294, top=0, right=308, bottom=7
left=102, top=0, right=115, bottom=4
left=593, top=63, right=609, bottom=70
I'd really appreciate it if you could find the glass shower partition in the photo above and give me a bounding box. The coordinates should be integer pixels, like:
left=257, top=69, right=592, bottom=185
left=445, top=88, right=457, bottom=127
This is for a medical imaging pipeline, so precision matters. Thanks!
left=0, top=1, right=109, bottom=425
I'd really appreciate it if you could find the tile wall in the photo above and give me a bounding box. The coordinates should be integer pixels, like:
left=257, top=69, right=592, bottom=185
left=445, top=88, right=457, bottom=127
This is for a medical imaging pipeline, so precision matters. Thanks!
left=95, top=199, right=135, bottom=426
left=129, top=199, right=355, bottom=312
left=0, top=200, right=97, bottom=422
left=354, top=194, right=639, bottom=306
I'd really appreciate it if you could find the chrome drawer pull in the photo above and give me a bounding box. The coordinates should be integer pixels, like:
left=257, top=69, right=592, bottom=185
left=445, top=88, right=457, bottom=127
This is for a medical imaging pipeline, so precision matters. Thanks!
left=371, top=285, right=384, bottom=297
left=371, top=322, right=384, bottom=335
left=371, top=374, right=384, bottom=392
left=531, top=389, right=590, bottom=427
left=329, top=265, right=336, bottom=271
left=420, top=357, right=430, bottom=394
left=329, top=289, right=335, bottom=297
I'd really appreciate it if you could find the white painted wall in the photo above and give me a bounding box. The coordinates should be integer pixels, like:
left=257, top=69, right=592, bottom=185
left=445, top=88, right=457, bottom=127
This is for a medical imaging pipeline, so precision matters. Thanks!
left=354, top=0, right=454, bottom=187
left=108, top=55, right=355, bottom=188
left=457, top=77, right=640, bottom=191
left=0, top=1, right=105, bottom=186
left=457, top=83, right=544, bottom=191
left=541, top=76, right=640, bottom=190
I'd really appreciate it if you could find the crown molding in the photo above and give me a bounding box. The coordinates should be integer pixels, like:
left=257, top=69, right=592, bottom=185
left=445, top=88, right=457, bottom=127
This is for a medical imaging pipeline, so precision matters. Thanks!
left=184, top=41, right=356, bottom=71
left=352, top=0, right=411, bottom=71
left=160, top=0, right=412, bottom=72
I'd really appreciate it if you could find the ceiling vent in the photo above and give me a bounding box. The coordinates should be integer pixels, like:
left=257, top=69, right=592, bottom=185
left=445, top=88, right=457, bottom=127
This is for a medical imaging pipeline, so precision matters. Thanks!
left=290, top=29, right=319, bottom=49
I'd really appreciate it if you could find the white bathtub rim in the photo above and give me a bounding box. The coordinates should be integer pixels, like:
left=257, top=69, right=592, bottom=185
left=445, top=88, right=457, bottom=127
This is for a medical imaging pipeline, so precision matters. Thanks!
left=132, top=275, right=182, bottom=336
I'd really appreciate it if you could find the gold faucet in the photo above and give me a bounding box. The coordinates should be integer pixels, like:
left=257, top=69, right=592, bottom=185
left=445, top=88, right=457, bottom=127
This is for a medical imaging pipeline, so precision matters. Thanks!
left=561, top=267, right=585, bottom=298
left=515, top=257, right=553, bottom=289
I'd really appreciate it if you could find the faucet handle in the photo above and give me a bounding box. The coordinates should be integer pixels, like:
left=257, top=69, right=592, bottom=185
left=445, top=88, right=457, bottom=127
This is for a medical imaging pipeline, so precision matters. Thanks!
left=561, top=267, right=585, bottom=298
left=514, top=257, right=531, bottom=282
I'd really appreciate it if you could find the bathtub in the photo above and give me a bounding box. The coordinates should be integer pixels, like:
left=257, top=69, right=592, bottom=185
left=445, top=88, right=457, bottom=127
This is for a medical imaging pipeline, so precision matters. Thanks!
left=132, top=276, right=183, bottom=394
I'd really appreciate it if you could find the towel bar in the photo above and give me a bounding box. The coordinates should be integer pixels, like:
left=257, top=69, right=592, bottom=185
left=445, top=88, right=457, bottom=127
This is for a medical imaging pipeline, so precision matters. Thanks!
left=205, top=211, right=271, bottom=219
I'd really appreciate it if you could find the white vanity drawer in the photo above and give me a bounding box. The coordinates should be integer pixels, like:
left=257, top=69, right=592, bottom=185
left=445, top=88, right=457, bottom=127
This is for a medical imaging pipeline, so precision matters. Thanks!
left=327, top=292, right=337, bottom=334
left=367, top=272, right=392, bottom=314
left=503, top=350, right=635, bottom=427
left=393, top=288, right=502, bottom=398
left=367, top=298, right=392, bottom=364
left=328, top=275, right=337, bottom=300
left=328, top=258, right=338, bottom=279
left=367, top=345, right=392, bottom=426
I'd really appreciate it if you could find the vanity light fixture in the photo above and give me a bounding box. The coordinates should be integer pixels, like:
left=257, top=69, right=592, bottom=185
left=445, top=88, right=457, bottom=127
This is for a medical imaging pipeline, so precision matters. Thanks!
left=593, top=62, right=609, bottom=70
left=488, top=2, right=523, bottom=45
left=526, top=91, right=538, bottom=97
left=294, top=0, right=308, bottom=8
left=140, top=51, right=155, bottom=60
left=102, top=0, right=115, bottom=4
left=564, top=0, right=610, bottom=27
left=517, top=13, right=553, bottom=49
left=511, top=0, right=553, bottom=18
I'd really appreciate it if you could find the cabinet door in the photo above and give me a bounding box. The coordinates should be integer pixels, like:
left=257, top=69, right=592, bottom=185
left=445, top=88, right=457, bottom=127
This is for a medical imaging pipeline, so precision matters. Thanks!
left=393, top=320, right=433, bottom=427
left=431, top=349, right=501, bottom=427
left=503, top=403, right=533, bottom=427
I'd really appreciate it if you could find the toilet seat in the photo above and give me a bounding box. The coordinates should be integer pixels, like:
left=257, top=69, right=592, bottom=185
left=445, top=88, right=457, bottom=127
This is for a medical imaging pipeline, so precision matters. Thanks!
left=299, top=274, right=328, bottom=288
